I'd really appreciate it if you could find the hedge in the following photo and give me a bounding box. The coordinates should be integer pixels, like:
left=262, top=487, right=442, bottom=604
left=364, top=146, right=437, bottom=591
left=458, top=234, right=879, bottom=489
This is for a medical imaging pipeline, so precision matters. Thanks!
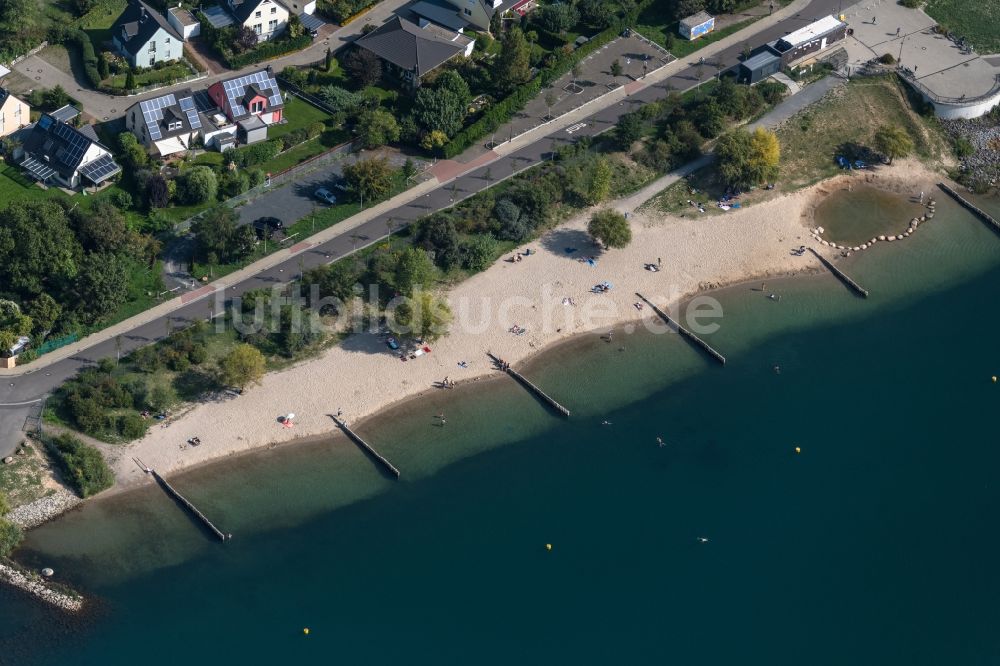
left=67, top=30, right=102, bottom=89
left=226, top=139, right=282, bottom=167
left=441, top=0, right=653, bottom=158
left=317, top=0, right=382, bottom=24
left=224, top=34, right=313, bottom=69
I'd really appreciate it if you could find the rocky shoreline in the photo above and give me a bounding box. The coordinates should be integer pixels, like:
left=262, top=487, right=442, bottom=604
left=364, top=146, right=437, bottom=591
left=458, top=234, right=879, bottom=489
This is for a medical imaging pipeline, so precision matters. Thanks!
left=0, top=561, right=83, bottom=612
left=8, top=489, right=82, bottom=530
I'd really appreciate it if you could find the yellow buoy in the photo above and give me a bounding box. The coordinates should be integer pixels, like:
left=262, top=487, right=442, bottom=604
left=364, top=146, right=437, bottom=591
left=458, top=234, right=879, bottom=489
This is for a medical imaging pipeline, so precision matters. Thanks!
left=303, top=628, right=310, bottom=635
left=545, top=543, right=552, bottom=551
left=794, top=447, right=801, bottom=454
left=993, top=376, right=997, bottom=383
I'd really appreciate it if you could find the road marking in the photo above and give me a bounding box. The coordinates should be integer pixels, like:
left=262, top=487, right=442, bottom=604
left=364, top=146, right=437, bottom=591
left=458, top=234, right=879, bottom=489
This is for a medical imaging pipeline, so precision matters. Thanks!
left=565, top=123, right=588, bottom=134
left=0, top=398, right=45, bottom=407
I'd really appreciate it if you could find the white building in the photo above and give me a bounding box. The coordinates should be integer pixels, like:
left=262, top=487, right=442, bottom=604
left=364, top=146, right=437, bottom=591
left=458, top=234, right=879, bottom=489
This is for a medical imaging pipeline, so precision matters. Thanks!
left=125, top=88, right=203, bottom=156
left=0, top=88, right=29, bottom=137
left=111, top=0, right=184, bottom=68
left=227, top=0, right=290, bottom=41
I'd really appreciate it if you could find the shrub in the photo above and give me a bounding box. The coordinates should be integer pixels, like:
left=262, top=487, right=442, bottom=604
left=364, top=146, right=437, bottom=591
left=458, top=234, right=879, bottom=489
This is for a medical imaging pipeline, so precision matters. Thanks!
left=954, top=136, right=975, bottom=158
left=229, top=140, right=282, bottom=168
left=178, top=166, right=218, bottom=204
left=898, top=0, right=920, bottom=7
left=588, top=209, right=631, bottom=249
left=224, top=33, right=312, bottom=69
left=66, top=30, right=101, bottom=88
left=0, top=520, right=22, bottom=558
left=461, top=235, right=498, bottom=271
left=46, top=433, right=115, bottom=498
left=118, top=413, right=148, bottom=440
left=879, top=53, right=896, bottom=65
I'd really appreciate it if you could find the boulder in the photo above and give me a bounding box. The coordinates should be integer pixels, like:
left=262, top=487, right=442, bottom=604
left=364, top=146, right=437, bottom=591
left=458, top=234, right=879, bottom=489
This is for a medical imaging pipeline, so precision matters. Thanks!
left=879, top=235, right=887, bottom=241
left=887, top=236, right=895, bottom=242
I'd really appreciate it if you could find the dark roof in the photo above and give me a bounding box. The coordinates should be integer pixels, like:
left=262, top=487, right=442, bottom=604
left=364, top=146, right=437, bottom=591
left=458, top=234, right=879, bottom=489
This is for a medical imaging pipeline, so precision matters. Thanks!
left=20, top=115, right=118, bottom=183
left=742, top=51, right=780, bottom=70
left=112, top=0, right=181, bottom=55
left=128, top=88, right=203, bottom=142
left=410, top=0, right=469, bottom=32
left=356, top=16, right=463, bottom=77
left=226, top=0, right=272, bottom=25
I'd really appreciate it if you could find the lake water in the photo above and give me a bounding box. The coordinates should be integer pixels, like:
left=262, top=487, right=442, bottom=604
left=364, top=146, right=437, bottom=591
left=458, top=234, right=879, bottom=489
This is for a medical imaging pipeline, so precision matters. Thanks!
left=813, top=185, right=927, bottom=245
left=2, top=190, right=1000, bottom=665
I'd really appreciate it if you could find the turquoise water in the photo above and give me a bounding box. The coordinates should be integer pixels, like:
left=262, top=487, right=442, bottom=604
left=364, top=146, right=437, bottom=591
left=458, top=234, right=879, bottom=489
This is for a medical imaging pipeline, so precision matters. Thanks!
left=2, top=193, right=1000, bottom=665
left=814, top=185, right=926, bottom=245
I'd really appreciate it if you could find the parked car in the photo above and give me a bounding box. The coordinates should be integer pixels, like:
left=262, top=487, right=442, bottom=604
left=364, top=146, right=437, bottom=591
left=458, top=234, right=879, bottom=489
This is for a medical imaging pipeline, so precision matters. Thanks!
left=314, top=187, right=337, bottom=205
left=252, top=216, right=284, bottom=239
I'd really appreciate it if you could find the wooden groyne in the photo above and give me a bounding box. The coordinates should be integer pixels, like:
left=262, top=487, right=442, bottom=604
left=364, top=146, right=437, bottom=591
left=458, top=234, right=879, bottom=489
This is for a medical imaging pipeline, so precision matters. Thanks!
left=487, top=352, right=571, bottom=417
left=134, top=458, right=230, bottom=542
left=807, top=248, right=869, bottom=298
left=330, top=415, right=401, bottom=478
left=938, top=182, right=1000, bottom=233
left=635, top=293, right=726, bottom=365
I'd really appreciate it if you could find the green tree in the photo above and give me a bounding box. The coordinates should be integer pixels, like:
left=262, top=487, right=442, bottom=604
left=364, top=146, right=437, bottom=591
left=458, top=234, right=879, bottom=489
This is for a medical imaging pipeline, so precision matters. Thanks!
left=588, top=209, right=632, bottom=248
left=414, top=82, right=468, bottom=138
left=26, top=293, right=61, bottom=336
left=125, top=68, right=136, bottom=91
left=461, top=235, right=498, bottom=271
left=220, top=343, right=266, bottom=389
left=392, top=290, right=453, bottom=341
left=191, top=204, right=239, bottom=261
left=357, top=108, right=400, bottom=148
left=495, top=27, right=531, bottom=94
left=74, top=253, right=130, bottom=324
left=97, top=51, right=109, bottom=80
left=393, top=248, right=436, bottom=296
left=343, top=46, right=382, bottom=86
left=76, top=200, right=138, bottom=254
left=615, top=111, right=643, bottom=151
left=489, top=8, right=502, bottom=36
left=0, top=200, right=81, bottom=296
left=179, top=166, right=218, bottom=204
left=579, top=0, right=615, bottom=27
left=343, top=156, right=395, bottom=203
left=46, top=433, right=114, bottom=497
left=715, top=127, right=781, bottom=189
left=872, top=124, right=914, bottom=165
left=534, top=2, right=579, bottom=33
left=587, top=157, right=612, bottom=205
left=610, top=59, right=623, bottom=80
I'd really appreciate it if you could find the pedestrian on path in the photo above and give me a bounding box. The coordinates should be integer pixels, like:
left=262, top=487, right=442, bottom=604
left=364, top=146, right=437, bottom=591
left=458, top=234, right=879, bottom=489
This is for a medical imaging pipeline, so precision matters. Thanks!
left=896, top=26, right=901, bottom=37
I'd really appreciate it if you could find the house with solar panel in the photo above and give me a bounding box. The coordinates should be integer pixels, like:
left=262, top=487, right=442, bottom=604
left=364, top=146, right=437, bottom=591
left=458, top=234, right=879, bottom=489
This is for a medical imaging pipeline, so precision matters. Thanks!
left=207, top=69, right=284, bottom=139
left=15, top=114, right=121, bottom=190
left=125, top=88, right=203, bottom=156
left=111, top=0, right=184, bottom=68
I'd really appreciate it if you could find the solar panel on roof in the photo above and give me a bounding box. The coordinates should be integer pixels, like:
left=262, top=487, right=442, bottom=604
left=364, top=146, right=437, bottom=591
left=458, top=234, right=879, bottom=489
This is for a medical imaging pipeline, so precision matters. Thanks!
left=38, top=115, right=53, bottom=129
left=221, top=70, right=281, bottom=119
left=79, top=154, right=120, bottom=183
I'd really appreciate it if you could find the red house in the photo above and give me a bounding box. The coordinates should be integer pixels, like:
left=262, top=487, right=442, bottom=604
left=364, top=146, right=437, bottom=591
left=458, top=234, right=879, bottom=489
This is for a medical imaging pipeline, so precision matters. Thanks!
left=206, top=69, right=284, bottom=125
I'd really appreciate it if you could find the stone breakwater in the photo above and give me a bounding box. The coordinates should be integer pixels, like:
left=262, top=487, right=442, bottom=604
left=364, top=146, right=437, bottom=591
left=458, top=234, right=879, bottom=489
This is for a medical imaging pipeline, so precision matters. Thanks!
left=0, top=562, right=83, bottom=612
left=8, top=489, right=82, bottom=530
left=811, top=199, right=938, bottom=256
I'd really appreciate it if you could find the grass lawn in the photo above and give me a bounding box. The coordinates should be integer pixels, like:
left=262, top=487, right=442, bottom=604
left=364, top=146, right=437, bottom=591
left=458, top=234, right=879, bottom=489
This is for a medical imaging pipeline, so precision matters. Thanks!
left=0, top=443, right=53, bottom=508
left=0, top=165, right=73, bottom=203
left=924, top=0, right=1000, bottom=54
left=78, top=0, right=128, bottom=45
left=268, top=96, right=333, bottom=140
left=258, top=128, right=351, bottom=174
left=102, top=61, right=193, bottom=90
left=775, top=76, right=948, bottom=190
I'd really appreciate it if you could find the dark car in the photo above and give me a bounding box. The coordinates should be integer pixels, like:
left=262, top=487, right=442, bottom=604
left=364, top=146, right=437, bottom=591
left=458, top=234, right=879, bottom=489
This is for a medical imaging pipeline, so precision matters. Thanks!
left=252, top=216, right=284, bottom=239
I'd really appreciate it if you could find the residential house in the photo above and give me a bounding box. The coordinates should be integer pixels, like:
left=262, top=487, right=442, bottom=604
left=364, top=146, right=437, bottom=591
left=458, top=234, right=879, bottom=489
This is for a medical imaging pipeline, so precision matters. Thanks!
left=355, top=16, right=473, bottom=90
left=439, top=0, right=501, bottom=32
left=0, top=88, right=29, bottom=137
left=226, top=0, right=289, bottom=42
left=17, top=114, right=121, bottom=189
left=125, top=88, right=202, bottom=156
left=207, top=69, right=284, bottom=125
left=111, top=0, right=184, bottom=68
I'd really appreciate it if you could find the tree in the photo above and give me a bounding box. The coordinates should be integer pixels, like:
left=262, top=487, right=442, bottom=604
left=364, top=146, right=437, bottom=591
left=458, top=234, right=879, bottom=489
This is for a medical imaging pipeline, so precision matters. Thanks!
left=0, top=200, right=81, bottom=296
left=234, top=26, right=258, bottom=52
left=232, top=224, right=258, bottom=259
left=872, top=125, right=914, bottom=165
left=414, top=77, right=468, bottom=138
left=534, top=2, right=578, bottom=33
left=191, top=204, right=239, bottom=261
left=125, top=68, right=136, bottom=91
left=495, top=27, right=531, bottom=94
left=489, top=8, right=502, bottom=36
left=401, top=157, right=418, bottom=183
left=676, top=0, right=706, bottom=19
left=714, top=127, right=781, bottom=189
left=615, top=111, right=643, bottom=151
left=610, top=59, right=623, bottom=81
left=178, top=166, right=218, bottom=204
left=76, top=200, right=137, bottom=254
left=27, top=293, right=61, bottom=336
left=394, top=247, right=436, bottom=295
left=579, top=0, right=615, bottom=28
left=220, top=343, right=266, bottom=389
left=392, top=290, right=453, bottom=341
left=343, top=47, right=382, bottom=86
left=545, top=91, right=557, bottom=119
left=287, top=13, right=304, bottom=38
left=588, top=209, right=631, bottom=248
left=74, top=253, right=130, bottom=324
left=343, top=156, right=395, bottom=203
left=146, top=173, right=170, bottom=208
left=357, top=108, right=400, bottom=148
left=587, top=157, right=612, bottom=205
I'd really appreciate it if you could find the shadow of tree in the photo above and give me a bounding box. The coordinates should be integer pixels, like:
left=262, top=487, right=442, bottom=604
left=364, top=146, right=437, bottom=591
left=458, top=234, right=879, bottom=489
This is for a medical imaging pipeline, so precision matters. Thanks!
left=539, top=227, right=602, bottom=261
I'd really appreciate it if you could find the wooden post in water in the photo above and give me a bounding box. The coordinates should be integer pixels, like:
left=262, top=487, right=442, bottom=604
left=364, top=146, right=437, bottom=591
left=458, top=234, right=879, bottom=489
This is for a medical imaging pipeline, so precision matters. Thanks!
left=486, top=352, right=571, bottom=417
left=635, top=293, right=726, bottom=365
left=134, top=459, right=230, bottom=542
left=807, top=248, right=869, bottom=298
left=330, top=415, right=401, bottom=478
left=937, top=182, right=1000, bottom=234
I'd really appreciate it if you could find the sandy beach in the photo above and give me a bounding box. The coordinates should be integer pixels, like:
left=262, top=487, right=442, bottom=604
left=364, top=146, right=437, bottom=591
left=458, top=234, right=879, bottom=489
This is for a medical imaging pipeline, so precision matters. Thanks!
left=104, top=160, right=942, bottom=488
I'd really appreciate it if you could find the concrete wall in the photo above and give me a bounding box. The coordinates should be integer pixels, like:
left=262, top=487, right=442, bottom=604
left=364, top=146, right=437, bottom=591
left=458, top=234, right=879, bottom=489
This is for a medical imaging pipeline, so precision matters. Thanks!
left=929, top=91, right=1000, bottom=120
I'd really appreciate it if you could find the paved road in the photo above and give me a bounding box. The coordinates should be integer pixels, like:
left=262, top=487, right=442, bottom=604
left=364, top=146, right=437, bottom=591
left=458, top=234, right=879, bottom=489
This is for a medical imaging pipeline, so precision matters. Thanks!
left=9, top=0, right=413, bottom=120
left=0, top=0, right=845, bottom=456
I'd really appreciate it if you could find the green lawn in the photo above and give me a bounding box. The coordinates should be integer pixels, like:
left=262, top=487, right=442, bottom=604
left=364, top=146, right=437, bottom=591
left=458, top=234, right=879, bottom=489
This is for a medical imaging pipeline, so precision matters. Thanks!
left=258, top=128, right=351, bottom=174
left=268, top=96, right=333, bottom=140
left=924, top=0, right=1000, bottom=54
left=0, top=165, right=73, bottom=203
left=103, top=62, right=193, bottom=90
left=78, top=0, right=128, bottom=45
